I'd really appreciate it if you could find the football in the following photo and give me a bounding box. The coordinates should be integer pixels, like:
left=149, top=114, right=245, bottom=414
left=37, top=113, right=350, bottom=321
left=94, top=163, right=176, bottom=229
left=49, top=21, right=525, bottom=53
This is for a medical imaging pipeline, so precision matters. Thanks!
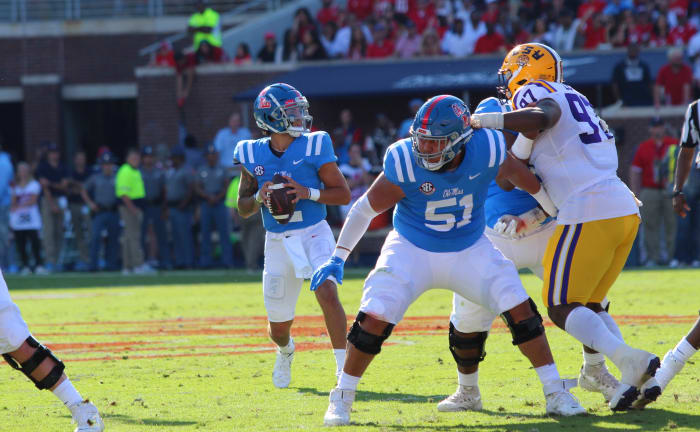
left=267, top=173, right=296, bottom=224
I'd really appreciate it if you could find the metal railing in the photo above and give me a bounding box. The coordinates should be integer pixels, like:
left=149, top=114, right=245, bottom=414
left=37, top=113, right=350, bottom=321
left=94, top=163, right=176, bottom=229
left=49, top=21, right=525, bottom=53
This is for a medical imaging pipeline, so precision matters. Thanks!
left=0, top=0, right=254, bottom=21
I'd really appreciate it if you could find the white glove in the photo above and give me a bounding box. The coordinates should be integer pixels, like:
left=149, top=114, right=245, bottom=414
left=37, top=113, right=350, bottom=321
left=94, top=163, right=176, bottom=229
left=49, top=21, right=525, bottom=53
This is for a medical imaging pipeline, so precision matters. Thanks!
left=493, top=215, right=522, bottom=239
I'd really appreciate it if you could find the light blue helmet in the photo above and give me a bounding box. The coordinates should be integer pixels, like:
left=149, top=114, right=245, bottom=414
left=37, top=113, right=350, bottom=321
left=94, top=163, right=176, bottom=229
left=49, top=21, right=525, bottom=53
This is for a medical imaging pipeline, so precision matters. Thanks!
left=253, top=83, right=312, bottom=137
left=410, top=95, right=473, bottom=171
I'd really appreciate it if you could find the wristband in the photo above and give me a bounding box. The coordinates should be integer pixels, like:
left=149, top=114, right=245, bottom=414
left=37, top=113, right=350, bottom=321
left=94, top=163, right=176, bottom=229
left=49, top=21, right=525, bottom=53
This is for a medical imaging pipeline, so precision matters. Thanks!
left=333, top=246, right=351, bottom=261
left=255, top=189, right=264, bottom=204
left=511, top=134, right=534, bottom=159
left=472, top=112, right=504, bottom=129
left=308, top=187, right=321, bottom=201
left=532, top=186, right=558, bottom=217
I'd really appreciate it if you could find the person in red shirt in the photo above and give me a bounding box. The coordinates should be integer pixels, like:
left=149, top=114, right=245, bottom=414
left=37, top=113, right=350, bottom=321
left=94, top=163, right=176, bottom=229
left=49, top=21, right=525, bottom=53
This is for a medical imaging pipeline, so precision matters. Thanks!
left=668, top=13, right=697, bottom=45
left=408, top=0, right=436, bottom=34
left=583, top=12, right=609, bottom=49
left=473, top=22, right=505, bottom=54
left=630, top=117, right=678, bottom=266
left=577, top=0, right=606, bottom=19
left=629, top=9, right=653, bottom=45
left=649, top=14, right=672, bottom=48
left=367, top=24, right=396, bottom=58
left=152, top=41, right=175, bottom=68
left=347, top=0, right=373, bottom=21
left=654, top=47, right=693, bottom=107
left=317, top=0, right=339, bottom=25
left=196, top=40, right=225, bottom=64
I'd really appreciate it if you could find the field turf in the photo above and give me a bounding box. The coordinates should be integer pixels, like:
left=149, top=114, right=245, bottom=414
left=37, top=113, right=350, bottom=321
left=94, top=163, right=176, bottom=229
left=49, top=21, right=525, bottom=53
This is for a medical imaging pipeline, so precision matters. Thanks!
left=2, top=268, right=699, bottom=431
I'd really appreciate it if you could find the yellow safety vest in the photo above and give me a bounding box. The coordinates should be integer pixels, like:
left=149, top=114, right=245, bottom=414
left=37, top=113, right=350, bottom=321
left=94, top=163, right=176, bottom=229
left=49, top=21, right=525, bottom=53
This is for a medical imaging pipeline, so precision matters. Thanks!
left=189, top=8, right=222, bottom=49
left=115, top=164, right=145, bottom=200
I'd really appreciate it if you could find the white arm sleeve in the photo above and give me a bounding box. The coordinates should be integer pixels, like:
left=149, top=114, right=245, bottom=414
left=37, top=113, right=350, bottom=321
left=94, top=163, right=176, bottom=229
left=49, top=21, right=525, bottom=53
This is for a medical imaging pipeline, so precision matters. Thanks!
left=531, top=185, right=558, bottom=217
left=333, top=194, right=380, bottom=261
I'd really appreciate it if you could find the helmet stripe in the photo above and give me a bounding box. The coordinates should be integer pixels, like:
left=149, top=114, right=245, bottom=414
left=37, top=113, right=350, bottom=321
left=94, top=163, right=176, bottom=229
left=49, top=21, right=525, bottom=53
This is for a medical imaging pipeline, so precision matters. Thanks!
left=534, top=43, right=561, bottom=82
left=420, top=95, right=450, bottom=129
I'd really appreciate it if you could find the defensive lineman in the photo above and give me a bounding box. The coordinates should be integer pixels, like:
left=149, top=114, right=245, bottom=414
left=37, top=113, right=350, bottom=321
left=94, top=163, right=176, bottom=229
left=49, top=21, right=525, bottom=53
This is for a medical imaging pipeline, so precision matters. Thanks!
left=0, top=270, right=104, bottom=431
left=470, top=42, right=659, bottom=411
left=311, top=95, right=585, bottom=426
left=235, top=83, right=351, bottom=388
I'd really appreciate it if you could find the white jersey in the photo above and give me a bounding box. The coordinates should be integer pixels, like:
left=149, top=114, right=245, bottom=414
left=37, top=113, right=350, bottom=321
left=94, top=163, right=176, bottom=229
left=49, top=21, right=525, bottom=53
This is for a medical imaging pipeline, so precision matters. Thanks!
left=512, top=80, right=639, bottom=225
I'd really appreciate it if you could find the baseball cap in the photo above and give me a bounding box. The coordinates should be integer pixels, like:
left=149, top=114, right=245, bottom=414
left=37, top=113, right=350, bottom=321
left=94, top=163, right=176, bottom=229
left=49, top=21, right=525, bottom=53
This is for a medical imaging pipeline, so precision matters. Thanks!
left=141, top=146, right=154, bottom=156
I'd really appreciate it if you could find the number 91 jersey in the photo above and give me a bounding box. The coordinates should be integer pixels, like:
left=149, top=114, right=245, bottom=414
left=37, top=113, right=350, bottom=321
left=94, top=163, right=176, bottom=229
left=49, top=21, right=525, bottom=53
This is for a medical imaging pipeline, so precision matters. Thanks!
left=383, top=131, right=507, bottom=253
left=511, top=80, right=621, bottom=210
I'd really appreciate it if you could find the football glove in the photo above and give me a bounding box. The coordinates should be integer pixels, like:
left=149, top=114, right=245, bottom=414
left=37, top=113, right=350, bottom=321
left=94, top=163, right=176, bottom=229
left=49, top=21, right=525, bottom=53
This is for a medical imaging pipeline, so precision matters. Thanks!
left=310, top=256, right=345, bottom=291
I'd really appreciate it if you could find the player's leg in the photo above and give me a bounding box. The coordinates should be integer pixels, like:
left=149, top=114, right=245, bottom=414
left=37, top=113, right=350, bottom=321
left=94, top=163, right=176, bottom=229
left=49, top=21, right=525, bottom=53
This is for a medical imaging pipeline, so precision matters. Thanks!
left=448, top=236, right=584, bottom=416
left=654, top=316, right=700, bottom=392
left=263, top=234, right=302, bottom=388
left=437, top=294, right=489, bottom=412
left=306, top=221, right=348, bottom=377
left=325, top=231, right=428, bottom=426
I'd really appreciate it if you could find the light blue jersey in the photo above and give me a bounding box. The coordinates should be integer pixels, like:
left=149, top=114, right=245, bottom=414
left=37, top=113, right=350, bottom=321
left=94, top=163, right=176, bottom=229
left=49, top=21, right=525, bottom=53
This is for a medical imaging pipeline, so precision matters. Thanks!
left=476, top=97, right=541, bottom=228
left=383, top=129, right=506, bottom=253
left=234, top=131, right=337, bottom=233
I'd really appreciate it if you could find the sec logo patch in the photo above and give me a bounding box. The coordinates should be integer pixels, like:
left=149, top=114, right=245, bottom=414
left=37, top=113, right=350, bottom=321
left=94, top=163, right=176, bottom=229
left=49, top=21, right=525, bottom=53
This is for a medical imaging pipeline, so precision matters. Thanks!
left=254, top=165, right=265, bottom=176
left=419, top=181, right=435, bottom=195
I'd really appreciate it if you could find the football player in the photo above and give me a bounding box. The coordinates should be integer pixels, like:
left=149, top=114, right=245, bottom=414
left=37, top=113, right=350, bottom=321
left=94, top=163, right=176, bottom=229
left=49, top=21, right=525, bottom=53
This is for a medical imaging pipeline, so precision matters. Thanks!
left=438, top=96, right=618, bottom=411
left=470, top=42, right=659, bottom=411
left=0, top=270, right=104, bottom=431
left=311, top=94, right=585, bottom=426
left=234, top=83, right=351, bottom=388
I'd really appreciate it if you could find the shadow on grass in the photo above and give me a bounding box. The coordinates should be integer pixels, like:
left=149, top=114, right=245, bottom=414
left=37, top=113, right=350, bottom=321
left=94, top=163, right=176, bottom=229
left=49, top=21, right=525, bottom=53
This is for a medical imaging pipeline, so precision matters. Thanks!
left=296, top=386, right=459, bottom=405
left=99, top=413, right=199, bottom=427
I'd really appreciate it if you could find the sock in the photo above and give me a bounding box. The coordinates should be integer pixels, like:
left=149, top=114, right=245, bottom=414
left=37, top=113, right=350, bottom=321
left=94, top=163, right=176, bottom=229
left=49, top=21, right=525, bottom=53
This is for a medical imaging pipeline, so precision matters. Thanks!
left=535, top=363, right=562, bottom=395
left=52, top=379, right=83, bottom=407
left=337, top=372, right=360, bottom=391
left=279, top=338, right=295, bottom=355
left=564, top=306, right=623, bottom=357
left=598, top=311, right=624, bottom=341
left=457, top=371, right=478, bottom=387
left=583, top=350, right=605, bottom=367
left=672, top=338, right=698, bottom=363
left=333, top=349, right=346, bottom=375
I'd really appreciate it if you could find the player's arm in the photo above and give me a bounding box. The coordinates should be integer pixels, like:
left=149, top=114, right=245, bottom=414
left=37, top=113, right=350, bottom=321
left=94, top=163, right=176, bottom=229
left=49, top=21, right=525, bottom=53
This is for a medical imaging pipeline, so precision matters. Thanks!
left=283, top=162, right=351, bottom=205
left=673, top=147, right=694, bottom=216
left=237, top=167, right=261, bottom=218
left=496, top=152, right=557, bottom=216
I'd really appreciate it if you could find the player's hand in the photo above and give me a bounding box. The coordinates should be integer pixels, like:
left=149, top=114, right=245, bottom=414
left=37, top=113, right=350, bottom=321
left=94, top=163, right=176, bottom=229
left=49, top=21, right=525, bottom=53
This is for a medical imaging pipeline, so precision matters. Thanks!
left=493, top=215, right=525, bottom=239
left=673, top=192, right=690, bottom=218
left=310, top=256, right=345, bottom=291
left=281, top=175, right=309, bottom=204
left=257, top=181, right=274, bottom=209
left=470, top=114, right=484, bottom=129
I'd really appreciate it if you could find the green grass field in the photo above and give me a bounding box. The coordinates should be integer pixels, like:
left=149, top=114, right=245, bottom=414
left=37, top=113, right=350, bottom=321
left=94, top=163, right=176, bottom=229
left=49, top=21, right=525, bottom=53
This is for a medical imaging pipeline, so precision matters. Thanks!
left=2, top=268, right=700, bottom=432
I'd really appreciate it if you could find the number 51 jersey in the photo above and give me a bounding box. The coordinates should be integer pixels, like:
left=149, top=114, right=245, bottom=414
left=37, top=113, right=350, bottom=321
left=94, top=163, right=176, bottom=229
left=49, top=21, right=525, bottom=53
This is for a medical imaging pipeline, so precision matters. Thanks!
left=383, top=129, right=507, bottom=253
left=511, top=80, right=638, bottom=225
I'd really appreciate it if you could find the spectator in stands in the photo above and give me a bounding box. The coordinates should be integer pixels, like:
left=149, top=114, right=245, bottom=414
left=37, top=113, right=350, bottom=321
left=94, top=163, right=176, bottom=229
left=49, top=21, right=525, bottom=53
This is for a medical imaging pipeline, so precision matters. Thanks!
left=214, top=112, right=252, bottom=171
left=409, top=0, right=437, bottom=34
left=603, top=0, right=633, bottom=17
left=196, top=40, right=225, bottom=64
left=257, top=32, right=278, bottom=63
left=630, top=117, right=677, bottom=266
left=655, top=47, right=693, bottom=107
left=669, top=13, right=697, bottom=45
left=293, top=7, right=317, bottom=41
left=225, top=173, right=265, bottom=273
left=367, top=23, right=395, bottom=58
left=234, top=43, right=253, bottom=65
left=612, top=42, right=653, bottom=106
left=629, top=8, right=653, bottom=45
left=322, top=21, right=346, bottom=58
left=348, top=24, right=368, bottom=59
left=333, top=109, right=362, bottom=165
left=174, top=51, right=195, bottom=108
left=67, top=150, right=90, bottom=271
left=317, top=0, right=339, bottom=25
left=442, top=18, right=472, bottom=57
left=348, top=0, right=373, bottom=21
left=650, top=14, right=672, bottom=47
left=196, top=145, right=233, bottom=269
left=0, top=139, right=13, bottom=271
left=583, top=12, right=610, bottom=49
left=474, top=22, right=506, bottom=54
left=339, top=143, right=373, bottom=218
left=420, top=27, right=443, bottom=56
left=333, top=10, right=353, bottom=56
left=508, top=20, right=532, bottom=48
left=151, top=41, right=175, bottom=67
left=481, top=0, right=500, bottom=24
left=395, top=20, right=421, bottom=58
left=36, top=142, right=68, bottom=273
left=82, top=152, right=119, bottom=272
left=165, top=147, right=195, bottom=269
left=550, top=10, right=582, bottom=52
left=140, top=146, right=170, bottom=270
left=398, top=98, right=422, bottom=138
left=10, top=162, right=46, bottom=275
left=281, top=29, right=301, bottom=62
left=530, top=17, right=553, bottom=46
left=578, top=0, right=607, bottom=20
left=460, top=7, right=486, bottom=54
left=188, top=0, right=221, bottom=51
left=116, top=148, right=154, bottom=275
left=365, top=113, right=396, bottom=167
left=301, top=29, right=328, bottom=60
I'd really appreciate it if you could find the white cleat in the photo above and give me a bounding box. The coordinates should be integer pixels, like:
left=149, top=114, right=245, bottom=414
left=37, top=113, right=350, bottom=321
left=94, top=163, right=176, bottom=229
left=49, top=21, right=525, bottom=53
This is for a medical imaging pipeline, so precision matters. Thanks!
left=324, top=388, right=355, bottom=426
left=272, top=349, right=294, bottom=388
left=631, top=377, right=662, bottom=410
left=578, top=363, right=620, bottom=402
left=545, top=390, right=587, bottom=416
left=609, top=346, right=660, bottom=411
left=437, top=385, right=483, bottom=412
left=655, top=349, right=686, bottom=391
left=69, top=400, right=105, bottom=432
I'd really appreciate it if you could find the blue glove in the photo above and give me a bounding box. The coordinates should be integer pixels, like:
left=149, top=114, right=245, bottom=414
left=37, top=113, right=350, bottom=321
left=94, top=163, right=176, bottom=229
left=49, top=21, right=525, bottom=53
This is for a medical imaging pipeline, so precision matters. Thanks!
left=310, top=256, right=345, bottom=291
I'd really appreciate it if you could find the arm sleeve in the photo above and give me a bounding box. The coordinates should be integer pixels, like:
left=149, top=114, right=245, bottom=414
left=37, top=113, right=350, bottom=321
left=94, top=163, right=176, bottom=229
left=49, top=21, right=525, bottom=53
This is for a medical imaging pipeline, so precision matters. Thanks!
left=333, top=194, right=380, bottom=260
left=313, top=132, right=338, bottom=168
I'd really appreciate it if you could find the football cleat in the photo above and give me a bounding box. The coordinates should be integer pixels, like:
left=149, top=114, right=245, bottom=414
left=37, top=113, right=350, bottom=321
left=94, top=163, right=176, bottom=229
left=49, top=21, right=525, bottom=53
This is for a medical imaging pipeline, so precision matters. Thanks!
left=272, top=349, right=294, bottom=388
left=69, top=400, right=104, bottom=432
left=578, top=363, right=620, bottom=402
left=609, top=346, right=659, bottom=411
left=655, top=349, right=686, bottom=391
left=545, top=390, right=587, bottom=416
left=324, top=388, right=355, bottom=426
left=437, top=385, right=483, bottom=412
left=631, top=377, right=662, bottom=410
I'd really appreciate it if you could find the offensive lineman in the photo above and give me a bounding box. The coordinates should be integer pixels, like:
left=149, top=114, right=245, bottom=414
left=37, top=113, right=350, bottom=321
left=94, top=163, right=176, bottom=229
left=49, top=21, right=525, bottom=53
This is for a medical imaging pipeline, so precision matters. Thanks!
left=311, top=95, right=585, bottom=426
left=0, top=270, right=104, bottom=431
left=470, top=42, right=660, bottom=411
left=234, top=83, right=351, bottom=388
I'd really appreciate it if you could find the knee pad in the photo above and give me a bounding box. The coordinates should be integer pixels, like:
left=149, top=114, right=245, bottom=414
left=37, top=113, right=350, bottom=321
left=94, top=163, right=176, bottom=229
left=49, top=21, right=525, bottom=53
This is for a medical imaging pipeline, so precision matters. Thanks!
left=2, top=336, right=65, bottom=390
left=347, top=311, right=394, bottom=355
left=448, top=322, right=488, bottom=367
left=501, top=298, right=545, bottom=346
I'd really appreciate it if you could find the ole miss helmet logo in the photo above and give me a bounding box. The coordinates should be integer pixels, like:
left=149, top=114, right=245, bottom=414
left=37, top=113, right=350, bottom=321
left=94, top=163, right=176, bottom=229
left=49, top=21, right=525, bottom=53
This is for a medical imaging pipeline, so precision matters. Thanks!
left=451, top=103, right=470, bottom=129
left=258, top=97, right=271, bottom=109
left=419, top=181, right=435, bottom=195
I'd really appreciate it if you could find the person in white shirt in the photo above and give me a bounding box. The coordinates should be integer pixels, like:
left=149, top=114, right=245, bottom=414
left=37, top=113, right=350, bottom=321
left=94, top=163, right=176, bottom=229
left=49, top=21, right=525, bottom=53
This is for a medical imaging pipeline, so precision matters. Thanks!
left=550, top=10, right=582, bottom=52
left=442, top=18, right=473, bottom=57
left=10, top=162, right=46, bottom=275
left=213, top=112, right=252, bottom=170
